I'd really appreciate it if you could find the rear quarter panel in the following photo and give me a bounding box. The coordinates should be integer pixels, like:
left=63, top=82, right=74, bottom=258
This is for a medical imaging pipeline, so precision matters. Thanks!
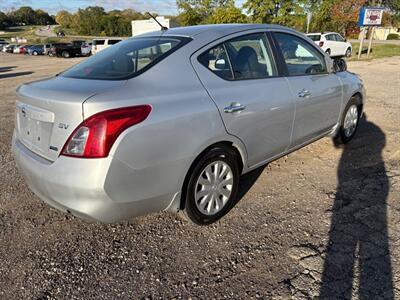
left=83, top=42, right=247, bottom=209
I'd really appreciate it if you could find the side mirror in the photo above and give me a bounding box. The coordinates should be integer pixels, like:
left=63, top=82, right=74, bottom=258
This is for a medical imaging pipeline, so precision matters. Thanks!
left=215, top=58, right=227, bottom=70
left=333, top=58, right=347, bottom=73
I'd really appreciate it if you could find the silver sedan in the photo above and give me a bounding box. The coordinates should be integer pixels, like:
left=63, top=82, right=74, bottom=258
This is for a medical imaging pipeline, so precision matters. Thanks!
left=12, top=24, right=365, bottom=225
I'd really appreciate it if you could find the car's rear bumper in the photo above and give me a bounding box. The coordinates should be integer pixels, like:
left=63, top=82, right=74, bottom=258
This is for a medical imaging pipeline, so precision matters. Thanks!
left=12, top=133, right=174, bottom=223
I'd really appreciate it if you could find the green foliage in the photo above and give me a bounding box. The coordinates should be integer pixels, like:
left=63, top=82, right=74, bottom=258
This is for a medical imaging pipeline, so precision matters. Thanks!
left=176, top=0, right=240, bottom=25
left=8, top=6, right=54, bottom=25
left=387, top=33, right=400, bottom=40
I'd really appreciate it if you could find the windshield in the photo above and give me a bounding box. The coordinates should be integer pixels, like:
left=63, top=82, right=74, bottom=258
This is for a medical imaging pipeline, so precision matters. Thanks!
left=307, top=35, right=321, bottom=41
left=62, top=37, right=190, bottom=80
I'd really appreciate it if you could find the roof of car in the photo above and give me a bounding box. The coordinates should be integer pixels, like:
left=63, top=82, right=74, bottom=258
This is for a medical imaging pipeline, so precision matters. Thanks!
left=136, top=24, right=297, bottom=39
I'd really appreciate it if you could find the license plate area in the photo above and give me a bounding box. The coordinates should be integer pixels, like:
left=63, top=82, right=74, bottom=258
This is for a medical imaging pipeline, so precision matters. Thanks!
left=16, top=102, right=55, bottom=156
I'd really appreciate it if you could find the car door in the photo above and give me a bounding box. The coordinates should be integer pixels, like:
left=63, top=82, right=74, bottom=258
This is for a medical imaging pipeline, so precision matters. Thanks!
left=334, top=34, right=348, bottom=56
left=192, top=32, right=295, bottom=167
left=272, top=32, right=342, bottom=147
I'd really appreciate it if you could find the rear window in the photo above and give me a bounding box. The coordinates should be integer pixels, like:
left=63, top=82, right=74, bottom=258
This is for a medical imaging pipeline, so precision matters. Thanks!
left=307, top=35, right=321, bottom=41
left=62, top=37, right=190, bottom=80
left=93, top=40, right=105, bottom=45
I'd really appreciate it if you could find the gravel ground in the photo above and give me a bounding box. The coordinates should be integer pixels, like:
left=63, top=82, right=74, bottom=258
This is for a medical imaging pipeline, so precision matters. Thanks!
left=0, top=53, right=399, bottom=299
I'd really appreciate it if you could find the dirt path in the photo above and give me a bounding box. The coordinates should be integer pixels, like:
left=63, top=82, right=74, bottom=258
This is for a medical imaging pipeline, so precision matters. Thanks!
left=0, top=53, right=399, bottom=299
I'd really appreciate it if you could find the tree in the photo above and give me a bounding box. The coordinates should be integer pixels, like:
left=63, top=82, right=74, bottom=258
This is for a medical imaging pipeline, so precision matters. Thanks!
left=207, top=4, right=248, bottom=24
left=176, top=0, right=236, bottom=25
left=331, top=0, right=367, bottom=36
left=0, top=11, right=9, bottom=29
left=243, top=0, right=306, bottom=25
left=55, top=10, right=74, bottom=28
left=11, top=6, right=36, bottom=25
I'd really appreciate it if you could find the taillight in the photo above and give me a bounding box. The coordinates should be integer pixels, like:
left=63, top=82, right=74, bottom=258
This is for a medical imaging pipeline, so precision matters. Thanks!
left=61, top=105, right=152, bottom=158
left=319, top=41, right=324, bottom=47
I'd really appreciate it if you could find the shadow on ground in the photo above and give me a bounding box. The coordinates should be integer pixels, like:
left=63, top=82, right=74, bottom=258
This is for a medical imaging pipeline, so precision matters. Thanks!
left=0, top=71, right=33, bottom=79
left=320, top=115, right=394, bottom=299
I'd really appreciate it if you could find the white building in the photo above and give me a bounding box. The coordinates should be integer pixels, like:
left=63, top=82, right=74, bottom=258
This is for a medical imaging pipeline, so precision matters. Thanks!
left=131, top=16, right=178, bottom=37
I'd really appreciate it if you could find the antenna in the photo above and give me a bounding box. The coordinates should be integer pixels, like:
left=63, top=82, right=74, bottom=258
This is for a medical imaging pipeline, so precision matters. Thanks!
left=146, top=12, right=168, bottom=31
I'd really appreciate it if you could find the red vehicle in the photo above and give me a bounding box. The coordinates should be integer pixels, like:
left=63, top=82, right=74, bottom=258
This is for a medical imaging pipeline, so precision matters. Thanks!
left=14, top=45, right=30, bottom=54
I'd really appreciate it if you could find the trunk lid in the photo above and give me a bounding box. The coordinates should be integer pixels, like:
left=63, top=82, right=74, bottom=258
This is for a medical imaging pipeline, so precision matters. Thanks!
left=15, top=76, right=125, bottom=161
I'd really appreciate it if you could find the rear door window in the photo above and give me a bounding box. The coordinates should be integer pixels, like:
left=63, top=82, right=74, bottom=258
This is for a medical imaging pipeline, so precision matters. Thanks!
left=198, top=33, right=277, bottom=81
left=308, top=35, right=321, bottom=41
left=62, top=37, right=190, bottom=80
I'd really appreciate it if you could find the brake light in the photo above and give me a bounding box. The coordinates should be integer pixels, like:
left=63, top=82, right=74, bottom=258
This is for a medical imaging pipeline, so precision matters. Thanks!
left=319, top=41, right=324, bottom=47
left=61, top=105, right=152, bottom=158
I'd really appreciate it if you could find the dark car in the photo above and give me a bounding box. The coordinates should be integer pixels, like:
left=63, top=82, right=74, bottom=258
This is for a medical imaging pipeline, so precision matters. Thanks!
left=27, top=44, right=45, bottom=55
left=49, top=40, right=86, bottom=58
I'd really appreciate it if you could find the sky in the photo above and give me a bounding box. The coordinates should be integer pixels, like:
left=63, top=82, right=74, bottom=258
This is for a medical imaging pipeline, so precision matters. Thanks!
left=0, top=0, right=247, bottom=15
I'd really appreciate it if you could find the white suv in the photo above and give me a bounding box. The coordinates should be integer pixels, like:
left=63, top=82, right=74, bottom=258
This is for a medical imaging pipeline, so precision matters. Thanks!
left=307, top=32, right=352, bottom=58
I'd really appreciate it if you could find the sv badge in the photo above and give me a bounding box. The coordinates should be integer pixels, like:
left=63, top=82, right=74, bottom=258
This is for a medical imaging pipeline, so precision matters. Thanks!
left=58, top=123, right=69, bottom=130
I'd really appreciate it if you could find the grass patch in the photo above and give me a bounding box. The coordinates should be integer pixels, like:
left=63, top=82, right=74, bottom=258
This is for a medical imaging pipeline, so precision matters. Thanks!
left=350, top=42, right=400, bottom=60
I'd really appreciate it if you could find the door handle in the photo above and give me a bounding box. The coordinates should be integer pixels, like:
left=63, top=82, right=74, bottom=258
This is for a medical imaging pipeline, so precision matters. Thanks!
left=224, top=102, right=247, bottom=113
left=298, top=89, right=311, bottom=98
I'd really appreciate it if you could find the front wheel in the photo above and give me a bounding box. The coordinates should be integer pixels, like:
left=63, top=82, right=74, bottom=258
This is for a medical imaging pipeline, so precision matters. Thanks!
left=345, top=48, right=352, bottom=57
left=334, top=99, right=361, bottom=144
left=183, top=147, right=240, bottom=225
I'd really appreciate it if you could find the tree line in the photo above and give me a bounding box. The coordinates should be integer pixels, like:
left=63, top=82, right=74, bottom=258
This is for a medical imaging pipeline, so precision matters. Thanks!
left=1, top=1, right=399, bottom=37
left=0, top=6, right=54, bottom=29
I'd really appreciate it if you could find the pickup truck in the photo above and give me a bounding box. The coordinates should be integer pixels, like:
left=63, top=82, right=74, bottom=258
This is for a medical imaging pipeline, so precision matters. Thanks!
left=49, top=40, right=86, bottom=58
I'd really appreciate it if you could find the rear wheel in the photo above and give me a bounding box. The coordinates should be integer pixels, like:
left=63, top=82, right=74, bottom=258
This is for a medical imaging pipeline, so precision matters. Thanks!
left=62, top=51, right=70, bottom=58
left=334, top=98, right=361, bottom=144
left=183, top=147, right=239, bottom=225
left=33, top=51, right=38, bottom=56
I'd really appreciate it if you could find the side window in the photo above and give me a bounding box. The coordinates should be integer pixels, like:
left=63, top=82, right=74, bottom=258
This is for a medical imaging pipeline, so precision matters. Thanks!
left=226, top=33, right=276, bottom=79
left=275, top=33, right=327, bottom=76
left=335, top=34, right=345, bottom=42
left=198, top=33, right=277, bottom=80
left=326, top=34, right=334, bottom=41
left=198, top=44, right=233, bottom=80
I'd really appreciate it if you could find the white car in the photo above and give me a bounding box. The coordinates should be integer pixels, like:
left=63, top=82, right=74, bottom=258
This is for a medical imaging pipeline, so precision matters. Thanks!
left=307, top=32, right=352, bottom=57
left=92, top=38, right=122, bottom=55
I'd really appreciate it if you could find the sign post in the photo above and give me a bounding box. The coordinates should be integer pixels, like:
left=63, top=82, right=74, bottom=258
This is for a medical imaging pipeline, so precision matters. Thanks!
left=358, top=7, right=384, bottom=59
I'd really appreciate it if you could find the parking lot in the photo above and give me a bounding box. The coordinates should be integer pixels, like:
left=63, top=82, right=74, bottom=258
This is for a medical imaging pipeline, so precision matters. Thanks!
left=0, top=52, right=399, bottom=299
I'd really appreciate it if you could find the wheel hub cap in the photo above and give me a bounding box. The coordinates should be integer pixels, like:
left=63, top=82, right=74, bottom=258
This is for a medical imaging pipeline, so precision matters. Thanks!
left=343, top=105, right=358, bottom=137
left=195, top=161, right=233, bottom=216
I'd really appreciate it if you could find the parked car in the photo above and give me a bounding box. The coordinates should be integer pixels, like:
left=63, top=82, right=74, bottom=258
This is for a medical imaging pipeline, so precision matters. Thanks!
left=0, top=39, right=8, bottom=47
left=3, top=44, right=16, bottom=53
left=92, top=38, right=122, bottom=54
left=49, top=40, right=86, bottom=58
left=13, top=45, right=27, bottom=54
left=27, top=44, right=45, bottom=55
left=307, top=32, right=352, bottom=57
left=81, top=42, right=92, bottom=56
left=47, top=43, right=68, bottom=56
left=13, top=24, right=365, bottom=225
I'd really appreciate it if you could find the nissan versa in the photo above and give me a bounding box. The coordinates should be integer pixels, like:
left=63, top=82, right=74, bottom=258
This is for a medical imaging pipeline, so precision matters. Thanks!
left=13, top=24, right=365, bottom=225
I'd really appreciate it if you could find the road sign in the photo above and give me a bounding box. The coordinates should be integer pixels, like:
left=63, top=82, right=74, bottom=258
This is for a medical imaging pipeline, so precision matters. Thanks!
left=359, top=7, right=384, bottom=27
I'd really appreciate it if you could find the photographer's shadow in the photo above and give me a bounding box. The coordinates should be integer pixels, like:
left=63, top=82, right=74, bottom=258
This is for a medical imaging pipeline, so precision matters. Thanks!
left=319, top=115, right=394, bottom=299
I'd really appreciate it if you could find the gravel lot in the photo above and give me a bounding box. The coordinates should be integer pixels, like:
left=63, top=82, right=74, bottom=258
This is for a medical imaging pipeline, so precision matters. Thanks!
left=0, top=53, right=399, bottom=299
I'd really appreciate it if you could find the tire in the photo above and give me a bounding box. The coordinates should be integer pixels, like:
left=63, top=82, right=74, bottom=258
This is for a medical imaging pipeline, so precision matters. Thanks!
left=62, top=51, right=70, bottom=58
left=33, top=51, right=38, bottom=56
left=183, top=146, right=240, bottom=225
left=325, top=49, right=331, bottom=56
left=345, top=47, right=352, bottom=57
left=334, top=98, right=361, bottom=145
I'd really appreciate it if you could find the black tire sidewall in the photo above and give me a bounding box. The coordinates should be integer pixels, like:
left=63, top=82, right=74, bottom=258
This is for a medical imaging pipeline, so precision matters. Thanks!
left=184, top=147, right=239, bottom=225
left=62, top=51, right=69, bottom=58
